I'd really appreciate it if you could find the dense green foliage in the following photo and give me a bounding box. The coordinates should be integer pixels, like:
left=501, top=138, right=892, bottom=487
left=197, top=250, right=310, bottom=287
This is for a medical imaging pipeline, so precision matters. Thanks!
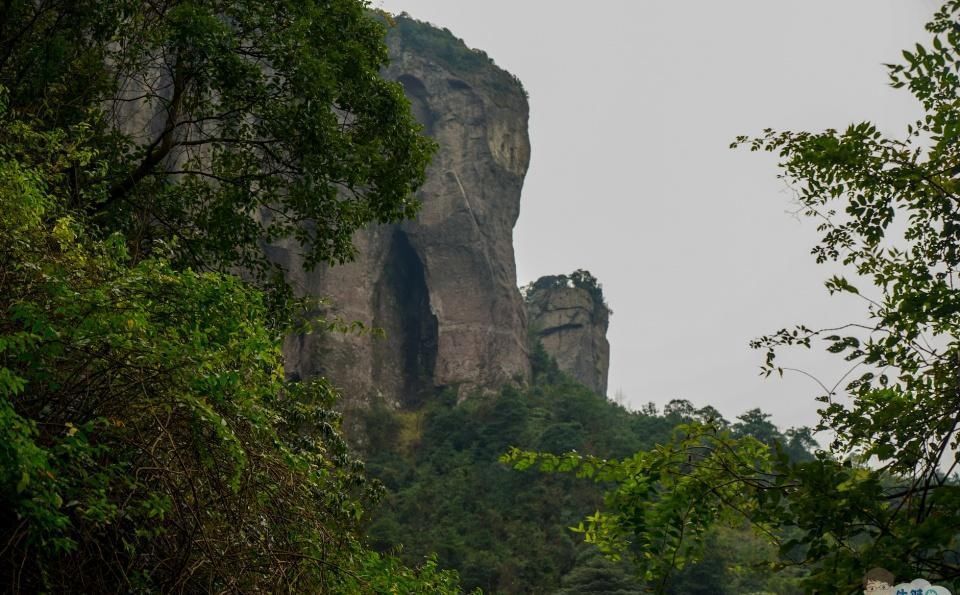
left=363, top=351, right=812, bottom=594
left=0, top=1, right=467, bottom=592
left=363, top=383, right=657, bottom=593
left=507, top=2, right=960, bottom=592
left=0, top=144, right=457, bottom=591
left=523, top=269, right=610, bottom=314
left=1, top=0, right=434, bottom=275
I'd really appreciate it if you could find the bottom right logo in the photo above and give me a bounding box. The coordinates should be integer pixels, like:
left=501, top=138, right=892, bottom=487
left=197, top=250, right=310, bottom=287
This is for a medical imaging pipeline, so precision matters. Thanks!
left=863, top=568, right=952, bottom=595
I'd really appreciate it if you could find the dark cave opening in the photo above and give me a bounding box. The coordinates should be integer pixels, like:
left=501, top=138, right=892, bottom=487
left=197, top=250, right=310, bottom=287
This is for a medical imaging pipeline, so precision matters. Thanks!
left=374, top=229, right=438, bottom=407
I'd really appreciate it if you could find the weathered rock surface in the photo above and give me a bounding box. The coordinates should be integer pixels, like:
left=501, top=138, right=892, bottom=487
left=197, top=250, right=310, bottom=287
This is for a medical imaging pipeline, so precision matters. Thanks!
left=271, top=17, right=531, bottom=406
left=526, top=277, right=611, bottom=396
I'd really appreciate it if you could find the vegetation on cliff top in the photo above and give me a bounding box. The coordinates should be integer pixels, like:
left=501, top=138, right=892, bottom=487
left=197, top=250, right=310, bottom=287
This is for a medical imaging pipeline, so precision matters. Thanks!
left=388, top=14, right=527, bottom=98
left=524, top=268, right=612, bottom=316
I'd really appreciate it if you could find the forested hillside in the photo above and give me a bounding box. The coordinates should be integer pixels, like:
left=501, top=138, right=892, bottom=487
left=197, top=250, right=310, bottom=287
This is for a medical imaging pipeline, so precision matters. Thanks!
left=360, top=345, right=813, bottom=593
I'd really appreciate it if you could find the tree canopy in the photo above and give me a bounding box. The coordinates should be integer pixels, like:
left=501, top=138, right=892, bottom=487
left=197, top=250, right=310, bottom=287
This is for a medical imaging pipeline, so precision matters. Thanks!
left=0, top=1, right=461, bottom=591
left=0, top=0, right=434, bottom=274
left=524, top=269, right=610, bottom=314
left=363, top=369, right=807, bottom=593
left=505, top=2, right=960, bottom=592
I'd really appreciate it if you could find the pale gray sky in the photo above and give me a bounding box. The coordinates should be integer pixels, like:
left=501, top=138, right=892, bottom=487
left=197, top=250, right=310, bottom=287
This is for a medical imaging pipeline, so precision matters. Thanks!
left=375, top=0, right=939, bottom=429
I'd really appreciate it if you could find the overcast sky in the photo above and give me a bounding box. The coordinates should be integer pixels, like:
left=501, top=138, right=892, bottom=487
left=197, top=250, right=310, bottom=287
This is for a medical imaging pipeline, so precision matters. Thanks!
left=374, top=0, right=940, bottom=430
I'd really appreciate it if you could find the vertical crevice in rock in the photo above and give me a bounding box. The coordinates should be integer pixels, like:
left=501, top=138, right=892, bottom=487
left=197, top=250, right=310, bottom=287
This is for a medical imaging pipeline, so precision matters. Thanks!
left=373, top=229, right=438, bottom=408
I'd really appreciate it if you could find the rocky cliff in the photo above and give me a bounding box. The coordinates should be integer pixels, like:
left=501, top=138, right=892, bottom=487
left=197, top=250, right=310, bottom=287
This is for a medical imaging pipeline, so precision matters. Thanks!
left=525, top=273, right=611, bottom=396
left=270, top=17, right=531, bottom=406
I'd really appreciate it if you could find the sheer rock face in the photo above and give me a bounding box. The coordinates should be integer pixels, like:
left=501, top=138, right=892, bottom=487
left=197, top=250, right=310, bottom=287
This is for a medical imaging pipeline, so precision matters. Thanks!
left=526, top=283, right=611, bottom=396
left=271, top=18, right=531, bottom=407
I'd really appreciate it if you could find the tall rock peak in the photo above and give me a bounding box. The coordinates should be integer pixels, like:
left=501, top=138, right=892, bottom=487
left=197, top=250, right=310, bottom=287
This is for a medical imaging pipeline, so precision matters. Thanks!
left=525, top=271, right=611, bottom=396
left=273, top=16, right=531, bottom=406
